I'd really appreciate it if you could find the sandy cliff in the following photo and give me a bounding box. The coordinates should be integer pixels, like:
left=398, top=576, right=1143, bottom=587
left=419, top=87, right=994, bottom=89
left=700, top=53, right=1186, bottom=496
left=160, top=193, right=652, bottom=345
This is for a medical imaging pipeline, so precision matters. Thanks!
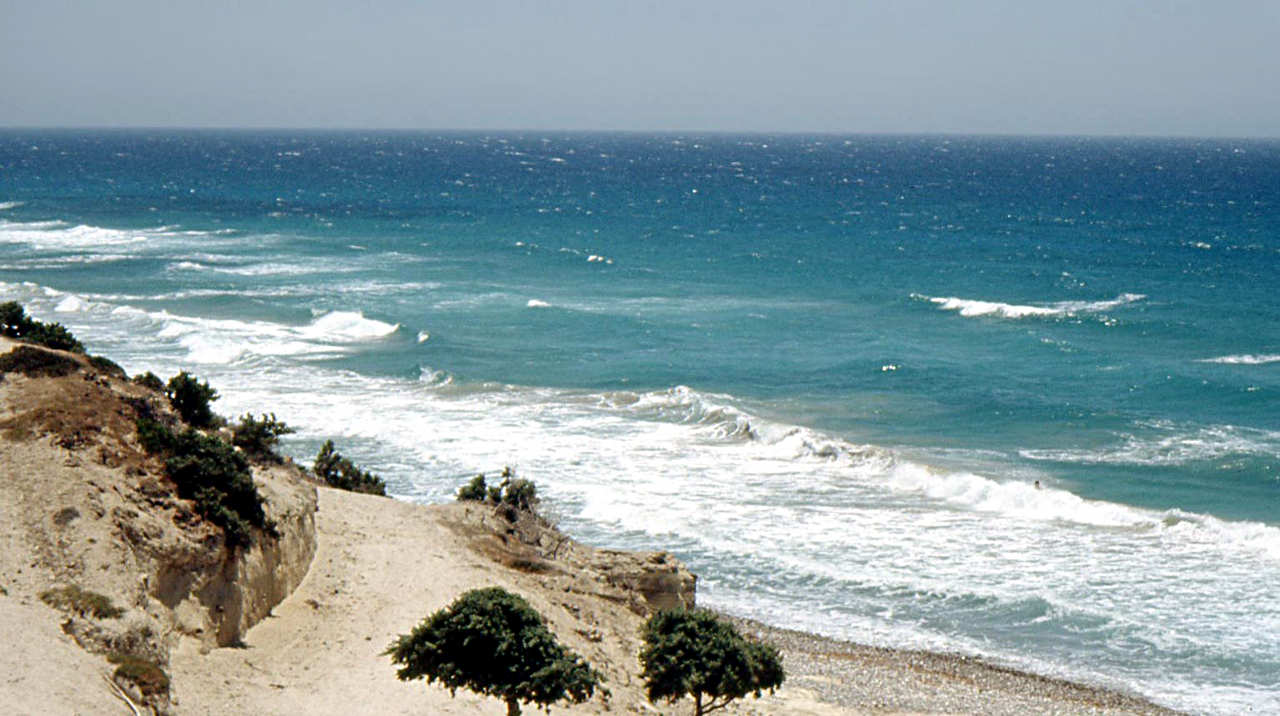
left=0, top=338, right=316, bottom=712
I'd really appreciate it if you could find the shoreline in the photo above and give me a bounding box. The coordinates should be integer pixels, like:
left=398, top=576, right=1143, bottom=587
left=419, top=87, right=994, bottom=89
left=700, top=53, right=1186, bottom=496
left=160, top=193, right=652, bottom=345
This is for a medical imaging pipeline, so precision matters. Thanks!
left=724, top=614, right=1181, bottom=715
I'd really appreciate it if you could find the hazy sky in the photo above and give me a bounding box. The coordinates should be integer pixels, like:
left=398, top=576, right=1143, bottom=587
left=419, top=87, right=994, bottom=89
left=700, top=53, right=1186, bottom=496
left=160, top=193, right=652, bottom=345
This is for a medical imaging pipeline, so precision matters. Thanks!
left=3, top=1, right=1278, bottom=136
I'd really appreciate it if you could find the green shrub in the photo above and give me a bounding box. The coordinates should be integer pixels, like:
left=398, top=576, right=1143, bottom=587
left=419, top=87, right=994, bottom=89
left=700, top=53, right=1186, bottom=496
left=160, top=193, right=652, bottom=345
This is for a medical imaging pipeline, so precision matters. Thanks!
left=0, top=345, right=80, bottom=377
left=313, top=440, right=386, bottom=496
left=457, top=474, right=488, bottom=502
left=40, top=585, right=125, bottom=619
left=457, top=469, right=537, bottom=515
left=132, top=371, right=165, bottom=392
left=386, top=587, right=603, bottom=715
left=639, top=610, right=785, bottom=716
left=165, top=371, right=219, bottom=428
left=0, top=301, right=85, bottom=353
left=108, top=653, right=170, bottom=696
left=135, top=417, right=269, bottom=547
left=232, top=413, right=295, bottom=462
left=87, top=354, right=126, bottom=378
left=135, top=418, right=177, bottom=454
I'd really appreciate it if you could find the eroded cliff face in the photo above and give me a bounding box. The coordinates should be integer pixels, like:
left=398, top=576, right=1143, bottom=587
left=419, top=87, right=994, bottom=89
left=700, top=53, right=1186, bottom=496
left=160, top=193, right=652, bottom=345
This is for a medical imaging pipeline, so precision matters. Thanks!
left=0, top=339, right=317, bottom=710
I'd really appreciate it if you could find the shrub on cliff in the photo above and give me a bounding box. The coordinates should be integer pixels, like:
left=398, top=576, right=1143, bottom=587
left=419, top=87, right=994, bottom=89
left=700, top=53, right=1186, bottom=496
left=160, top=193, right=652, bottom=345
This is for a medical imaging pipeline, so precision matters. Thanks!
left=40, top=585, right=125, bottom=619
left=386, top=587, right=603, bottom=716
left=109, top=653, right=170, bottom=697
left=165, top=371, right=219, bottom=428
left=232, top=413, right=295, bottom=462
left=132, top=371, right=165, bottom=392
left=0, top=301, right=85, bottom=353
left=312, top=440, right=386, bottom=495
left=135, top=417, right=269, bottom=547
left=0, top=345, right=80, bottom=377
left=456, top=468, right=536, bottom=513
left=639, top=609, right=784, bottom=716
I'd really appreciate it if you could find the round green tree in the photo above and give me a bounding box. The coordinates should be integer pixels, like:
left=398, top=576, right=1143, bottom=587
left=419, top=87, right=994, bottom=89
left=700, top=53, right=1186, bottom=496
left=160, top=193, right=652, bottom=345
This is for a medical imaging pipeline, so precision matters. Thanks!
left=639, top=609, right=785, bottom=716
left=386, top=587, right=603, bottom=716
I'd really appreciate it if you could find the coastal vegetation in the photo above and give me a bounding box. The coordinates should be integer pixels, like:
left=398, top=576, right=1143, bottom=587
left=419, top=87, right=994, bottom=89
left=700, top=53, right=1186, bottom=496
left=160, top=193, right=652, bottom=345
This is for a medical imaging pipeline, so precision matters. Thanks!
left=312, top=439, right=387, bottom=495
left=136, top=417, right=270, bottom=547
left=108, top=652, right=171, bottom=698
left=639, top=609, right=785, bottom=716
left=39, top=585, right=125, bottom=619
left=165, top=371, right=220, bottom=428
left=457, top=468, right=538, bottom=514
left=232, top=412, right=295, bottom=463
left=386, top=586, right=604, bottom=716
left=0, top=300, right=84, bottom=353
left=0, top=344, right=80, bottom=377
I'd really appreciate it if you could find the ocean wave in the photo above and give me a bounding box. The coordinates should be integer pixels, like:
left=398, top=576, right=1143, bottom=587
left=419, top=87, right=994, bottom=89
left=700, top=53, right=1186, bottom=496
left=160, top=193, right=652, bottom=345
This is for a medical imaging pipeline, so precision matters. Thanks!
left=527, top=299, right=551, bottom=308
left=1019, top=423, right=1280, bottom=466
left=914, top=292, right=1145, bottom=319
left=0, top=201, right=25, bottom=211
left=1197, top=354, right=1280, bottom=365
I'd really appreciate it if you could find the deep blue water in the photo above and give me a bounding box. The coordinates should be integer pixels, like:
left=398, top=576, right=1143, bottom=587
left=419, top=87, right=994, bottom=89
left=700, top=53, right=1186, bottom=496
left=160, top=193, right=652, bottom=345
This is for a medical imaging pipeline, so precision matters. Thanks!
left=2, top=130, right=1277, bottom=713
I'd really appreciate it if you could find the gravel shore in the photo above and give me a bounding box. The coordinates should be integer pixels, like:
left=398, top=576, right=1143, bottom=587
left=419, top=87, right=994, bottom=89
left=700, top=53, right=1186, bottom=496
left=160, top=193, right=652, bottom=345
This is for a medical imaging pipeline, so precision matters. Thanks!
left=725, top=615, right=1183, bottom=715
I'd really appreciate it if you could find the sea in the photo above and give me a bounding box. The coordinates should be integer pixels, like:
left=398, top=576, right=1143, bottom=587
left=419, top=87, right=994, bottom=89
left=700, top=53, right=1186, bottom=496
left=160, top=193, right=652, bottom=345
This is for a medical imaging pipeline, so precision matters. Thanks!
left=1, top=130, right=1276, bottom=714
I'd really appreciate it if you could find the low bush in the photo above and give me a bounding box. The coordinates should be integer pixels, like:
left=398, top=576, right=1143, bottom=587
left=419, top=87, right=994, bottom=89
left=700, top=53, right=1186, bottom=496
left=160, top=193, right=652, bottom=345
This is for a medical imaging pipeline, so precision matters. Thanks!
left=135, top=417, right=269, bottom=547
left=457, top=474, right=488, bottom=501
left=0, top=301, right=85, bottom=353
left=132, top=371, right=165, bottom=392
left=313, top=440, right=386, bottom=496
left=457, top=469, right=537, bottom=514
left=40, top=585, right=125, bottom=619
left=165, top=371, right=219, bottom=428
left=231, top=413, right=295, bottom=462
left=87, top=354, right=127, bottom=378
left=0, top=345, right=80, bottom=377
left=109, top=653, right=170, bottom=696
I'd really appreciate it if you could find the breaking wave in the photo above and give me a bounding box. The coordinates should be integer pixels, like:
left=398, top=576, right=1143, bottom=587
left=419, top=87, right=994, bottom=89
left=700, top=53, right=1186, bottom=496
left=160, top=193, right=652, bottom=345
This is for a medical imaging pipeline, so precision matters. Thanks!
left=914, top=293, right=1146, bottom=319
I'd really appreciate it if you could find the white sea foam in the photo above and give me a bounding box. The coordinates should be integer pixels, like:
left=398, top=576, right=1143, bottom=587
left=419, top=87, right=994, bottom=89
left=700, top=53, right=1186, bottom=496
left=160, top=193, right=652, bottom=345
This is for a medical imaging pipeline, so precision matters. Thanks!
left=1020, top=423, right=1280, bottom=466
left=0, top=201, right=24, bottom=211
left=1197, top=354, right=1280, bottom=365
left=53, top=295, right=88, bottom=312
left=298, top=311, right=399, bottom=341
left=527, top=299, right=551, bottom=308
left=915, top=292, right=1146, bottom=319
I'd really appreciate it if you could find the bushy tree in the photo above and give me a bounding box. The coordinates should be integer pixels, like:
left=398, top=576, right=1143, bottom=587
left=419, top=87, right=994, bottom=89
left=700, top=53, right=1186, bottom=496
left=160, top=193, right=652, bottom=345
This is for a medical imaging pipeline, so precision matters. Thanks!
left=312, top=440, right=386, bottom=495
left=639, top=610, right=784, bottom=715
left=166, top=371, right=219, bottom=427
left=386, top=587, right=603, bottom=716
left=232, top=412, right=295, bottom=462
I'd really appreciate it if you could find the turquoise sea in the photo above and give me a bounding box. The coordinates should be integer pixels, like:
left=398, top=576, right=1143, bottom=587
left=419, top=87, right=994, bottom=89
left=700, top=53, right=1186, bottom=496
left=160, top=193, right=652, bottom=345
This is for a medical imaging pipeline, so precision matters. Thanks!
left=1, top=130, right=1277, bottom=714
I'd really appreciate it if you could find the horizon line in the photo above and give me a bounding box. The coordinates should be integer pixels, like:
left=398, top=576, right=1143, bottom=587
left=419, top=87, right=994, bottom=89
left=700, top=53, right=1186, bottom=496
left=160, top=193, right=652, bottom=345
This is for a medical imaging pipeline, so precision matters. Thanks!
left=2, top=126, right=1278, bottom=142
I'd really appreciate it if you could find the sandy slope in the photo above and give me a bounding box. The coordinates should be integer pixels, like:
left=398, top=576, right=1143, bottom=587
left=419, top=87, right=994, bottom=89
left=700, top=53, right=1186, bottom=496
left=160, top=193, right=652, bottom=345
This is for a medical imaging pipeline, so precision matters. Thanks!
left=169, top=488, right=1174, bottom=716
left=168, top=488, right=844, bottom=715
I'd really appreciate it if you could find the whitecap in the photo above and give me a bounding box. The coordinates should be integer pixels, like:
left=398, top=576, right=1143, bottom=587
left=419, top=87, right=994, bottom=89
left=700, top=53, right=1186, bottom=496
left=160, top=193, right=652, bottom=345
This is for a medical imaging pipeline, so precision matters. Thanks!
left=527, top=299, right=551, bottom=308
left=297, top=311, right=400, bottom=342
left=54, top=295, right=88, bottom=312
left=915, top=292, right=1145, bottom=319
left=1197, top=354, right=1280, bottom=365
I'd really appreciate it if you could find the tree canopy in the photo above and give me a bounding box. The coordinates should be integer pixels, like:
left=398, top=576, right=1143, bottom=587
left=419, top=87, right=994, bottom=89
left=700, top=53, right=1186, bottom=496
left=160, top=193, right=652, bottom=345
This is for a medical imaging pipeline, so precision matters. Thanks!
left=386, top=587, right=603, bottom=716
left=638, top=609, right=785, bottom=715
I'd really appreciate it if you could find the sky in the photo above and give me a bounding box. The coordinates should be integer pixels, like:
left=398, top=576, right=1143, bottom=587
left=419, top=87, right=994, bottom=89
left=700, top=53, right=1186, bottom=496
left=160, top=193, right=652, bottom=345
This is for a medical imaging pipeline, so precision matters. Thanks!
left=3, top=0, right=1278, bottom=137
